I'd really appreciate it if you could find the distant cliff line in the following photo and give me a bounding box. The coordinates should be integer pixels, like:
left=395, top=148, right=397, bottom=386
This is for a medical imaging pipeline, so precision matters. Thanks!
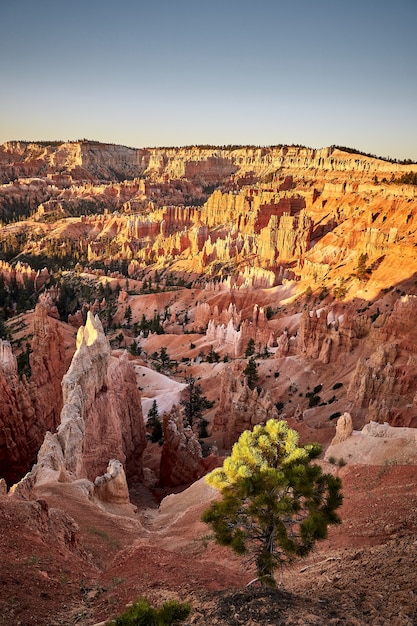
left=3, top=140, right=416, bottom=165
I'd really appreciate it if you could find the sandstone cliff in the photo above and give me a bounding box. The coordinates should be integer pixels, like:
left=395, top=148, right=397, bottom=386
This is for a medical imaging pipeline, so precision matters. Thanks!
left=159, top=405, right=206, bottom=487
left=10, top=312, right=146, bottom=503
left=0, top=303, right=69, bottom=485
left=212, top=363, right=279, bottom=448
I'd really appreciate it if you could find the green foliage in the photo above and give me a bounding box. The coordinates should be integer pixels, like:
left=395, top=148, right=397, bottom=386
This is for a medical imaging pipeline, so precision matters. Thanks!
left=147, top=400, right=163, bottom=443
left=206, top=345, right=220, bottom=363
left=245, top=338, right=255, bottom=357
left=370, top=308, right=380, bottom=323
left=110, top=597, right=191, bottom=625
left=243, top=357, right=258, bottom=390
left=265, top=306, right=275, bottom=320
left=329, top=412, right=341, bottom=421
left=124, top=304, right=132, bottom=325
left=181, top=376, right=214, bottom=430
left=318, top=286, right=329, bottom=301
left=139, top=311, right=165, bottom=335
left=393, top=171, right=417, bottom=185
left=202, top=420, right=342, bottom=587
left=308, top=394, right=321, bottom=408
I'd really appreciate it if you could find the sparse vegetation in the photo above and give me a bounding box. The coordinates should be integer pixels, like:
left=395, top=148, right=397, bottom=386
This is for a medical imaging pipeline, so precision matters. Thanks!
left=109, top=597, right=191, bottom=625
left=181, top=376, right=214, bottom=437
left=243, top=357, right=259, bottom=390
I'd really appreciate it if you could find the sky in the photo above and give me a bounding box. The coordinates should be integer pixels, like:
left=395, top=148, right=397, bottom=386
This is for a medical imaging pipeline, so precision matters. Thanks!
left=1, top=0, right=416, bottom=160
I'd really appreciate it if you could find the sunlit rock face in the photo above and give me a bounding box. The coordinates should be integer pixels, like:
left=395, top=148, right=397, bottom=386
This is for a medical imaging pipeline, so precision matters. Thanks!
left=56, top=312, right=146, bottom=483
left=10, top=312, right=146, bottom=499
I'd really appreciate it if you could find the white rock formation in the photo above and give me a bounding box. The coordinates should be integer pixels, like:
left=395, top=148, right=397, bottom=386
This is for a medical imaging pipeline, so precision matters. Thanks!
left=325, top=420, right=417, bottom=465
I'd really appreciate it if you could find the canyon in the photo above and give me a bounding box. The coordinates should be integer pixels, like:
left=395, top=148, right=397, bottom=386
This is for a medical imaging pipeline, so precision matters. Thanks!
left=1, top=140, right=417, bottom=624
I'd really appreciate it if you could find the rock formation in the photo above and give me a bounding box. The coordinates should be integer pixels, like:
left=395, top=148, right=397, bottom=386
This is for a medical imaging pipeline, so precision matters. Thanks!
left=10, top=312, right=146, bottom=501
left=212, top=363, right=279, bottom=448
left=159, top=405, right=205, bottom=487
left=330, top=412, right=353, bottom=445
left=325, top=420, right=417, bottom=465
left=0, top=304, right=69, bottom=485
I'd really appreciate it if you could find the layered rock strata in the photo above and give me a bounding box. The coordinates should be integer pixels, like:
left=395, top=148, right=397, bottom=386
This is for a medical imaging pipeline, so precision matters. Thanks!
left=0, top=303, right=68, bottom=485
left=212, top=363, right=279, bottom=448
left=10, top=313, right=146, bottom=501
left=159, top=405, right=206, bottom=487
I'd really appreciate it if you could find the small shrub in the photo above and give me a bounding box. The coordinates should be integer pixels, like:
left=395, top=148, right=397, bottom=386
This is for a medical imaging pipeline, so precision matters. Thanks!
left=370, top=308, right=380, bottom=323
left=337, top=458, right=347, bottom=467
left=313, top=384, right=323, bottom=394
left=275, top=401, right=284, bottom=412
left=110, top=597, right=191, bottom=625
left=308, top=395, right=321, bottom=408
left=328, top=456, right=336, bottom=465
left=332, top=382, right=343, bottom=390
left=329, top=412, right=342, bottom=421
left=274, top=372, right=280, bottom=378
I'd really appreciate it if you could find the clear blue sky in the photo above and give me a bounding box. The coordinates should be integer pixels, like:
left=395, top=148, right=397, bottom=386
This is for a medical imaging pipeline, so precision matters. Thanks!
left=1, top=0, right=416, bottom=160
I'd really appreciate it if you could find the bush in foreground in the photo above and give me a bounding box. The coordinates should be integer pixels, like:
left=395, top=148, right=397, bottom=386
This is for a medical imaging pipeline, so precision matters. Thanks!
left=110, top=597, right=191, bottom=625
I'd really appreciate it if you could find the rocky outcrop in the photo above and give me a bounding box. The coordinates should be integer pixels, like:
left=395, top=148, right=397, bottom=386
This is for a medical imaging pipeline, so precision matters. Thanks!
left=212, top=363, right=279, bottom=448
left=0, top=304, right=69, bottom=486
left=0, top=260, right=49, bottom=291
left=330, top=412, right=353, bottom=445
left=347, top=340, right=417, bottom=423
left=2, top=142, right=417, bottom=187
left=94, top=459, right=130, bottom=504
left=57, top=313, right=146, bottom=482
left=297, top=307, right=370, bottom=364
left=159, top=405, right=205, bottom=487
left=11, top=312, right=146, bottom=499
left=325, top=420, right=417, bottom=465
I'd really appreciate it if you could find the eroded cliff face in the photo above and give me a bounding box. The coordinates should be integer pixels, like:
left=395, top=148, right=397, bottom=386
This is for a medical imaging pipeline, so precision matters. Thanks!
left=344, top=296, right=417, bottom=426
left=0, top=304, right=69, bottom=485
left=212, top=363, right=279, bottom=448
left=3, top=142, right=416, bottom=185
left=8, top=312, right=146, bottom=503
left=54, top=312, right=146, bottom=483
left=159, top=405, right=205, bottom=487
left=2, top=141, right=417, bottom=294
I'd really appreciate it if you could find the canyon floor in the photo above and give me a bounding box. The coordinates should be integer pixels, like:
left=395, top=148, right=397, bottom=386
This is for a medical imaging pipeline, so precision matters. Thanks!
left=1, top=463, right=416, bottom=626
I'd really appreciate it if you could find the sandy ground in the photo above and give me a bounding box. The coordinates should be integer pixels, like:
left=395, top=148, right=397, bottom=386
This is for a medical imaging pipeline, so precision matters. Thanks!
left=1, top=461, right=417, bottom=626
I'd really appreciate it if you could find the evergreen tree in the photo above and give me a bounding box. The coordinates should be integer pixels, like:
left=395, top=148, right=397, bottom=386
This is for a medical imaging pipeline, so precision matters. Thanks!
left=124, top=304, right=132, bottom=325
left=147, top=400, right=163, bottom=443
left=245, top=338, right=255, bottom=357
left=243, top=356, right=259, bottom=389
left=181, top=376, right=214, bottom=435
left=202, top=419, right=343, bottom=587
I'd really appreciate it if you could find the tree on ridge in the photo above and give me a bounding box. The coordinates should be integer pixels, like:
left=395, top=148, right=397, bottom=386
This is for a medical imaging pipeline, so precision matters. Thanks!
left=202, top=419, right=343, bottom=587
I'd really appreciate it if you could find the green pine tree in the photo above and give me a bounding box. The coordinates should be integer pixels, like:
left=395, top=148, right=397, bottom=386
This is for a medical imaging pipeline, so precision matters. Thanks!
left=202, top=419, right=343, bottom=587
left=243, top=356, right=258, bottom=389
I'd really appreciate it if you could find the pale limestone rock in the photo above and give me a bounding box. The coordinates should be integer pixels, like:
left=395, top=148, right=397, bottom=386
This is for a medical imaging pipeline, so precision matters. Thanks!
left=325, top=421, right=417, bottom=465
left=94, top=459, right=130, bottom=504
left=13, top=313, right=146, bottom=501
left=331, top=412, right=353, bottom=445
left=0, top=340, right=17, bottom=376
